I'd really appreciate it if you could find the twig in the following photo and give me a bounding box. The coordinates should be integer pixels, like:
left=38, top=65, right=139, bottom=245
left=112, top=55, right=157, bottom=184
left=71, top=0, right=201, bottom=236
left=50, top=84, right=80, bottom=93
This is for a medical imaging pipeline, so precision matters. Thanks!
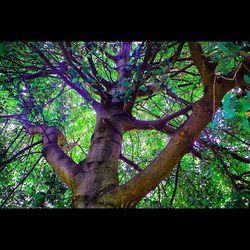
left=119, top=154, right=142, bottom=172
left=170, top=162, right=181, bottom=207
left=0, top=155, right=43, bottom=208
left=0, top=140, right=42, bottom=169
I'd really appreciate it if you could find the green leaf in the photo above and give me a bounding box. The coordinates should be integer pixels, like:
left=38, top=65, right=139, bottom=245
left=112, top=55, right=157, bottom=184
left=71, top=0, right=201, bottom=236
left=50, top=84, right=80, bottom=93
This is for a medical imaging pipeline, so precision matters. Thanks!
left=0, top=43, right=7, bottom=56
left=242, top=117, right=250, bottom=130
left=121, top=80, right=129, bottom=87
left=224, top=107, right=236, bottom=119
left=244, top=74, right=250, bottom=84
left=82, top=68, right=89, bottom=75
left=234, top=103, right=243, bottom=112
left=139, top=86, right=148, bottom=92
left=217, top=42, right=231, bottom=54
left=247, top=90, right=250, bottom=99
left=72, top=77, right=78, bottom=83
left=69, top=68, right=77, bottom=78
left=88, top=78, right=96, bottom=85
left=238, top=111, right=246, bottom=118
left=223, top=93, right=231, bottom=107
left=211, top=112, right=221, bottom=129
left=239, top=99, right=250, bottom=112
left=13, top=78, right=20, bottom=85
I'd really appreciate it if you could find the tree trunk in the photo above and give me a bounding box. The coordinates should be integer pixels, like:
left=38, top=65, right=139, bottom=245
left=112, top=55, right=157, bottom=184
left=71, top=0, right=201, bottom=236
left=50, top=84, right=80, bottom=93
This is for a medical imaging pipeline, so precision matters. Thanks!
left=72, top=104, right=125, bottom=208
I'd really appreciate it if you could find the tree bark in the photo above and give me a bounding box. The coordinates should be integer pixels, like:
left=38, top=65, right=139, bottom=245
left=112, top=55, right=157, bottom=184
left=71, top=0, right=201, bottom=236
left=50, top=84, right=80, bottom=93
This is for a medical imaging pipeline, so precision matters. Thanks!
left=71, top=104, right=126, bottom=208
left=19, top=42, right=250, bottom=208
left=96, top=79, right=235, bottom=208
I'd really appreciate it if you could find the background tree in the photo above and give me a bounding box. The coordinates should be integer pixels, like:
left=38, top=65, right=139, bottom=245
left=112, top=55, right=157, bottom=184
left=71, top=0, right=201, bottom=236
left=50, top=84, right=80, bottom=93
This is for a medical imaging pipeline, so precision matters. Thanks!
left=0, top=41, right=249, bottom=208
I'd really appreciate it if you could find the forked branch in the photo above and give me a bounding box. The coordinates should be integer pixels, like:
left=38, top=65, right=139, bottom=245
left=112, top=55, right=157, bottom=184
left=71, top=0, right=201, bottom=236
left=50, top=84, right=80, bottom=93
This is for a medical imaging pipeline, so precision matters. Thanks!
left=24, top=123, right=79, bottom=188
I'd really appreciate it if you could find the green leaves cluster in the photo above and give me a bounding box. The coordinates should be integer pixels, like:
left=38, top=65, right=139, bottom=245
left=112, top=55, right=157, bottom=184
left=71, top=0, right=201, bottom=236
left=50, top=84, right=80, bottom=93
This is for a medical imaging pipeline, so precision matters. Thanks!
left=0, top=41, right=249, bottom=208
left=222, top=92, right=250, bottom=130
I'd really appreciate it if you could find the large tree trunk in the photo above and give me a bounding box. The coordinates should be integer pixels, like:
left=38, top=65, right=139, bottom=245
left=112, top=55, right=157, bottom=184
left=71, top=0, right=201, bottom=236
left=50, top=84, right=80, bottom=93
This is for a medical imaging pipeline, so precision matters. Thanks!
left=19, top=42, right=249, bottom=209
left=72, top=104, right=125, bottom=208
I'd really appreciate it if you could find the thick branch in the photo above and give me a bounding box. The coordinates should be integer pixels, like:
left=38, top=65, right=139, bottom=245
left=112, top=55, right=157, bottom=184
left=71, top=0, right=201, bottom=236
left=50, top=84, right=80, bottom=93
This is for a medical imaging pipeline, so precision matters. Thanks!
left=126, top=105, right=192, bottom=133
left=188, top=42, right=217, bottom=85
left=139, top=42, right=161, bottom=73
left=99, top=75, right=236, bottom=207
left=115, top=42, right=132, bottom=80
left=120, top=42, right=132, bottom=62
left=25, top=124, right=78, bottom=188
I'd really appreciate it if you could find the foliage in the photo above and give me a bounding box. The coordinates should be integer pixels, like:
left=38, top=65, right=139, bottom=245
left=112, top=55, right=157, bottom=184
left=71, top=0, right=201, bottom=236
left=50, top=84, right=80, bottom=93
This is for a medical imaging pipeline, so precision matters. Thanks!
left=0, top=41, right=249, bottom=208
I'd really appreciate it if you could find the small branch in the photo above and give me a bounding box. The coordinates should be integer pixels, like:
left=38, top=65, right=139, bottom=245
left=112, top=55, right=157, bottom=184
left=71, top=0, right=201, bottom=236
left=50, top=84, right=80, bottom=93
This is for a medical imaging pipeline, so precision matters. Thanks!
left=170, top=162, right=181, bottom=207
left=0, top=140, right=43, bottom=170
left=136, top=83, right=162, bottom=98
left=0, top=128, right=24, bottom=158
left=28, top=43, right=100, bottom=111
left=0, top=155, right=43, bottom=208
left=168, top=63, right=194, bottom=77
left=222, top=129, right=250, bottom=146
left=119, top=154, right=142, bottom=172
left=200, top=139, right=250, bottom=164
left=170, top=42, right=185, bottom=68
left=21, top=70, right=58, bottom=80
left=164, top=87, right=191, bottom=106
left=58, top=42, right=105, bottom=95
left=126, top=105, right=192, bottom=133
left=98, top=45, right=116, bottom=61
left=115, top=41, right=132, bottom=80
left=177, top=82, right=194, bottom=88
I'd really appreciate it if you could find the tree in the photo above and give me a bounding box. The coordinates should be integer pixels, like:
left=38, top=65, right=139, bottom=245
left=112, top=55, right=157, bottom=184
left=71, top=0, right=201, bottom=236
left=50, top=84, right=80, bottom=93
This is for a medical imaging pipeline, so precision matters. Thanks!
left=0, top=41, right=249, bottom=208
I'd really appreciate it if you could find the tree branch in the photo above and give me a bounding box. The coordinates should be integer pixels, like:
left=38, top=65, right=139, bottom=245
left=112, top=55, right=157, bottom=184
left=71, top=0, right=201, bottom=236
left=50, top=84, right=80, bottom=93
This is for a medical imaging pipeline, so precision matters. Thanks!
left=28, top=43, right=100, bottom=111
left=24, top=123, right=79, bottom=188
left=58, top=42, right=106, bottom=96
left=170, top=42, right=185, bottom=68
left=188, top=42, right=217, bottom=85
left=222, top=129, right=250, bottom=146
left=136, top=83, right=163, bottom=98
left=99, top=76, right=236, bottom=207
left=126, top=105, right=192, bottom=133
left=0, top=155, right=43, bottom=208
left=200, top=139, right=250, bottom=164
left=170, top=162, right=181, bottom=207
left=115, top=41, right=132, bottom=80
left=0, top=128, right=24, bottom=158
left=119, top=154, right=142, bottom=172
left=0, top=140, right=42, bottom=170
